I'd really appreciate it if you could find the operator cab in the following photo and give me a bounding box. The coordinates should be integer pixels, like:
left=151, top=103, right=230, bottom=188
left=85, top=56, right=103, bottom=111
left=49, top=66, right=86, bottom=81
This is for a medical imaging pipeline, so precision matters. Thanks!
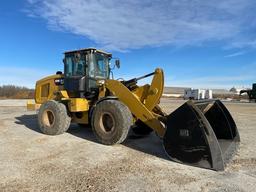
left=63, top=48, right=112, bottom=99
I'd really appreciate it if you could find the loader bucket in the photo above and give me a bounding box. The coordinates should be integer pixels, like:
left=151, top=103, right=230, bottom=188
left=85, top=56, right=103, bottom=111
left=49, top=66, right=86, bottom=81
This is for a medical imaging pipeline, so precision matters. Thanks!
left=163, top=100, right=240, bottom=171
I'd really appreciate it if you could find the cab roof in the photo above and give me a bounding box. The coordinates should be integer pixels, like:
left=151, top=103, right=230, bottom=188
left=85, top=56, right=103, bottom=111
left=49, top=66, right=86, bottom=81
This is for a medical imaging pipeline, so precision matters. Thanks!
left=64, top=47, right=112, bottom=57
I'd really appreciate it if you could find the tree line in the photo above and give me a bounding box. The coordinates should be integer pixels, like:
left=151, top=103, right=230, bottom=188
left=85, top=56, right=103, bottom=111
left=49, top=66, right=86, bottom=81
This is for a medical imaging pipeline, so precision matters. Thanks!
left=0, top=85, right=34, bottom=99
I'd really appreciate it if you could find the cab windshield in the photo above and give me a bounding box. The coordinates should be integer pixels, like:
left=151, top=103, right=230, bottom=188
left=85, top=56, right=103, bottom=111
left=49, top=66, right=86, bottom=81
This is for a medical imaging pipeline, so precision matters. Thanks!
left=89, top=53, right=109, bottom=79
left=64, top=51, right=109, bottom=79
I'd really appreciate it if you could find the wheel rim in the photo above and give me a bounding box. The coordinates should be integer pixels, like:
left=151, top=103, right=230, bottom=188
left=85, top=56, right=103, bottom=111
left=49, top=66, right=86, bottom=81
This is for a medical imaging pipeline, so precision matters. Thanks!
left=42, top=109, right=55, bottom=127
left=99, top=112, right=115, bottom=133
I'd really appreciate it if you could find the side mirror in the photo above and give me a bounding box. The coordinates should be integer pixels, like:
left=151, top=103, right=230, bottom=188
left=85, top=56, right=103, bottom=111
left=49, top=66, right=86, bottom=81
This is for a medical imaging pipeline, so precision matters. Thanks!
left=115, top=59, right=120, bottom=68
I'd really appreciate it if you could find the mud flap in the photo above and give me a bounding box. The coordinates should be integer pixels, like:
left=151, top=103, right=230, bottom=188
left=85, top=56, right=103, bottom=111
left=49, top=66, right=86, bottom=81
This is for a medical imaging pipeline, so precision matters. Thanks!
left=163, top=100, right=240, bottom=171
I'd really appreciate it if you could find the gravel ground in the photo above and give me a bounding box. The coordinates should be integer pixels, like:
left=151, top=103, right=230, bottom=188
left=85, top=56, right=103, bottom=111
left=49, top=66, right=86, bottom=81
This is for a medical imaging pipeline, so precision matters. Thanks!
left=0, top=99, right=256, bottom=192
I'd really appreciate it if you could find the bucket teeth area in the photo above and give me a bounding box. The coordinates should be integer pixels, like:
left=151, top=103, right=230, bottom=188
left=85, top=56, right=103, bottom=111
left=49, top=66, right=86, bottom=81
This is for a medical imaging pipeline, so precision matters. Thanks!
left=163, top=100, right=240, bottom=171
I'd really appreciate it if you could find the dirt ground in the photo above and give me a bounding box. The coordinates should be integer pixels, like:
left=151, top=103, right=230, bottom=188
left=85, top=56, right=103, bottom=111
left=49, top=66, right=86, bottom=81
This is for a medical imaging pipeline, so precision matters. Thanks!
left=0, top=99, right=256, bottom=192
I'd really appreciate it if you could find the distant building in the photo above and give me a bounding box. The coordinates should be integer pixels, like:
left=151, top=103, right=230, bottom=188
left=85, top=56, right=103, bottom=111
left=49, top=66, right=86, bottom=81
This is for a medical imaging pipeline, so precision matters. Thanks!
left=163, top=86, right=235, bottom=98
left=163, top=87, right=190, bottom=98
left=184, top=88, right=212, bottom=100
left=205, top=89, right=213, bottom=99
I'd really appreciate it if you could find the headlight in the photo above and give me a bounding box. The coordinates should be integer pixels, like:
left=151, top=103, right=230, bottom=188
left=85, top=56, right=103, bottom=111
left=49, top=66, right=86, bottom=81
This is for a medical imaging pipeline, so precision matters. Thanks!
left=97, top=80, right=105, bottom=85
left=54, top=78, right=64, bottom=86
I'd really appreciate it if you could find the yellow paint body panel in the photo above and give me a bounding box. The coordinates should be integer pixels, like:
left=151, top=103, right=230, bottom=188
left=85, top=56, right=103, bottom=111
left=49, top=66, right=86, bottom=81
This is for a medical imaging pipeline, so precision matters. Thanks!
left=98, top=85, right=106, bottom=99
left=105, top=79, right=166, bottom=137
left=144, top=68, right=164, bottom=111
left=35, top=74, right=64, bottom=104
left=59, top=90, right=69, bottom=99
left=26, top=100, right=41, bottom=111
left=68, top=98, right=89, bottom=112
left=132, top=84, right=150, bottom=103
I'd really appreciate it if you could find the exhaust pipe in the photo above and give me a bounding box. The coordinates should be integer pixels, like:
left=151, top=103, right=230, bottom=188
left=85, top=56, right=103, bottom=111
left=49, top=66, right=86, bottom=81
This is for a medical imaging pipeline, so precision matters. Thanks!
left=163, top=100, right=240, bottom=171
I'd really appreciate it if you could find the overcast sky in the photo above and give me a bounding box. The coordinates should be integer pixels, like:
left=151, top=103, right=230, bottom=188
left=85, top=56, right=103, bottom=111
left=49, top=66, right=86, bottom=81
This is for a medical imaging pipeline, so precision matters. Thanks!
left=0, top=0, right=255, bottom=88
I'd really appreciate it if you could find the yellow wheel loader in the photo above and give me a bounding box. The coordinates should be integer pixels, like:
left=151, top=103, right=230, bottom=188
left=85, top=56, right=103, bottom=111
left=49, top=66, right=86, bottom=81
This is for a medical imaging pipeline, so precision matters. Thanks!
left=32, top=48, right=240, bottom=170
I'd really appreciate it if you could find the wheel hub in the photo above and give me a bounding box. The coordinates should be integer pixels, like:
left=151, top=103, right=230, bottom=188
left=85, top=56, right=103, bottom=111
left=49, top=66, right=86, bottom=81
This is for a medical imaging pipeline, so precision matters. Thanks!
left=42, top=109, right=55, bottom=127
left=100, top=112, right=115, bottom=133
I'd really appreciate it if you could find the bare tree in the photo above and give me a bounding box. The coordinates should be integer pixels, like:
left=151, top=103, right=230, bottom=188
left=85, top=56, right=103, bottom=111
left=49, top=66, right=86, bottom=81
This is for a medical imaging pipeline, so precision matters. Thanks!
left=0, top=85, right=34, bottom=99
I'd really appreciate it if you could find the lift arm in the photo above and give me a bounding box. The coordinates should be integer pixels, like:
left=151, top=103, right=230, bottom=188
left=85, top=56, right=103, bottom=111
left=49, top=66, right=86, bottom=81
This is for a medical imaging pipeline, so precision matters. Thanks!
left=105, top=69, right=166, bottom=137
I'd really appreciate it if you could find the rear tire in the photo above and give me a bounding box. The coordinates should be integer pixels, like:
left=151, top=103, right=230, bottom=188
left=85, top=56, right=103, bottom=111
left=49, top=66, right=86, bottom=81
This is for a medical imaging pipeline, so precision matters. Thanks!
left=38, top=100, right=71, bottom=135
left=92, top=100, right=133, bottom=145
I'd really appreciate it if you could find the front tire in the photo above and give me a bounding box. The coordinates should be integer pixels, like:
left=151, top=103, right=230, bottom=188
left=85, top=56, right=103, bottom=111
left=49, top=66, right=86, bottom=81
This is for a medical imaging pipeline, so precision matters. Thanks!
left=38, top=100, right=71, bottom=135
left=91, top=100, right=133, bottom=145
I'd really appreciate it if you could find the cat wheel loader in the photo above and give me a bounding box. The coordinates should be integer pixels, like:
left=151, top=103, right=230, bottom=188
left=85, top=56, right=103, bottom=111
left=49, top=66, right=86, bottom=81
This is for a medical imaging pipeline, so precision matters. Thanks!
left=31, top=48, right=240, bottom=171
